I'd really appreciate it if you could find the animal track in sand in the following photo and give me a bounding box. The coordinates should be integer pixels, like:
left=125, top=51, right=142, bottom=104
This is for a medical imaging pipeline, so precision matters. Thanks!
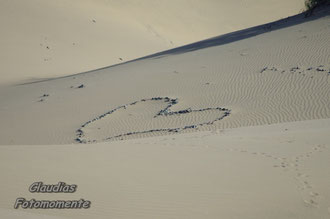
left=76, top=97, right=230, bottom=143
left=226, top=144, right=327, bottom=208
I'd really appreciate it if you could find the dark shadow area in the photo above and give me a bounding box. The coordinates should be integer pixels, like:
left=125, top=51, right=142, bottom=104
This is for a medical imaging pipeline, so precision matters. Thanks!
left=19, top=6, right=330, bottom=85
left=140, top=6, right=329, bottom=58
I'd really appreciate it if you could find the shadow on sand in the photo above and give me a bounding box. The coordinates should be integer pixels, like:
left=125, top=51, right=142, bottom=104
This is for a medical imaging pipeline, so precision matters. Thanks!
left=141, top=6, right=329, bottom=58
left=19, top=6, right=330, bottom=85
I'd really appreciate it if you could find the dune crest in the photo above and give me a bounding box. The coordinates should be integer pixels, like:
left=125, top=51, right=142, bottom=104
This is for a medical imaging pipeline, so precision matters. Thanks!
left=0, top=6, right=329, bottom=145
left=0, top=0, right=304, bottom=85
left=0, top=2, right=330, bottom=219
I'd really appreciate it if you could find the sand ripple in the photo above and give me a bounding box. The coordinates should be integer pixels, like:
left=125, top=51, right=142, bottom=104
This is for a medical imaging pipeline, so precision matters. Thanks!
left=76, top=97, right=230, bottom=143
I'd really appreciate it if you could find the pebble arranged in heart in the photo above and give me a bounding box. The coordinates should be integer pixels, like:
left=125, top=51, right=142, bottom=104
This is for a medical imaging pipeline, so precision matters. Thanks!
left=76, top=97, right=230, bottom=143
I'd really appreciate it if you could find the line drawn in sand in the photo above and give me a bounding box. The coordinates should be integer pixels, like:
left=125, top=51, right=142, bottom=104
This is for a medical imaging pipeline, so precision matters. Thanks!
left=76, top=97, right=230, bottom=143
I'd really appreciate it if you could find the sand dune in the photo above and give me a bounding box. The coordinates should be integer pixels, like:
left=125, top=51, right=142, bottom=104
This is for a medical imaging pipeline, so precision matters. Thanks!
left=0, top=119, right=329, bottom=218
left=0, top=6, right=329, bottom=145
left=0, top=2, right=329, bottom=219
left=0, top=0, right=304, bottom=85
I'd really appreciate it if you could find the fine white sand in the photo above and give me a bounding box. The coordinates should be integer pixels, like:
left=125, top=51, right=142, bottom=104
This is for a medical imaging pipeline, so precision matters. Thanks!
left=0, top=6, right=329, bottom=145
left=0, top=0, right=304, bottom=85
left=0, top=119, right=330, bottom=218
left=0, top=1, right=329, bottom=219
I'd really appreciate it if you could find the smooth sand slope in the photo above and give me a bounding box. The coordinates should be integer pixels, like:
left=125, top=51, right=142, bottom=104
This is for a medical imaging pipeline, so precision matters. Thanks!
left=0, top=6, right=329, bottom=145
left=0, top=119, right=330, bottom=218
left=0, top=0, right=305, bottom=85
left=0, top=3, right=329, bottom=219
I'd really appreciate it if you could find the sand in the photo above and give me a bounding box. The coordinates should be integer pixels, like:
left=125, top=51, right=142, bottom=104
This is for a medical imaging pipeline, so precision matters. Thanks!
left=0, top=1, right=329, bottom=219
left=0, top=6, right=329, bottom=145
left=0, top=119, right=330, bottom=218
left=0, top=0, right=304, bottom=85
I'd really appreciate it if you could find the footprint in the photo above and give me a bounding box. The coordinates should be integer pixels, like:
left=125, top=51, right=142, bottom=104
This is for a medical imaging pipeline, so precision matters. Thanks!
left=309, top=192, right=319, bottom=197
left=304, top=199, right=317, bottom=207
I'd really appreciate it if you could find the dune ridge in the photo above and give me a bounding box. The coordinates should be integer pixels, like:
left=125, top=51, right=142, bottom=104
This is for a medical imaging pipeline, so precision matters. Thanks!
left=0, top=2, right=330, bottom=219
left=0, top=6, right=329, bottom=145
left=0, top=0, right=304, bottom=85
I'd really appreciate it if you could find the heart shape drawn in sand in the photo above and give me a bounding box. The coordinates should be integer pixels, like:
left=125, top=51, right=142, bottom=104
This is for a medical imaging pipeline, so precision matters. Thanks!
left=76, top=97, right=230, bottom=143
